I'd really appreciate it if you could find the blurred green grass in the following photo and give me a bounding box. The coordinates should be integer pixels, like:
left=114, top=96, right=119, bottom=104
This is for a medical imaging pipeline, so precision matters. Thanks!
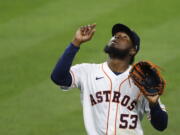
left=0, top=0, right=179, bottom=134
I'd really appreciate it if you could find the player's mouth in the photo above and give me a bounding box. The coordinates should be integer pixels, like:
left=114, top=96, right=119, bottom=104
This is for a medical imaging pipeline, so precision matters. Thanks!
left=109, top=39, right=118, bottom=46
left=110, top=40, right=122, bottom=48
left=111, top=40, right=117, bottom=45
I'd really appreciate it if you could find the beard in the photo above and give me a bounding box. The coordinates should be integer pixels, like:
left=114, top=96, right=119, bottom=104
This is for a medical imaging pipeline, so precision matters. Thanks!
left=104, top=45, right=130, bottom=59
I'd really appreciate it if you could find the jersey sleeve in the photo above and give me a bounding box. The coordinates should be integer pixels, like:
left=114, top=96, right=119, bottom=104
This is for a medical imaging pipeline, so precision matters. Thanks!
left=60, top=63, right=88, bottom=90
left=144, top=98, right=166, bottom=120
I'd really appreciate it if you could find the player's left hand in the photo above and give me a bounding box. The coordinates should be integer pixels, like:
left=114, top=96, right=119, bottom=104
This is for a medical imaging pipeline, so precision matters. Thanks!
left=145, top=94, right=159, bottom=105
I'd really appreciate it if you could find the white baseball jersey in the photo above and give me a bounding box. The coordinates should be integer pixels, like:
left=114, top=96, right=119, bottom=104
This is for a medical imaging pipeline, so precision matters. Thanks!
left=60, top=62, right=165, bottom=135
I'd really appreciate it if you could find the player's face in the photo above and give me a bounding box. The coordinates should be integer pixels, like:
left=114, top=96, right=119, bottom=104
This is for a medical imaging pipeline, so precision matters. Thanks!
left=104, top=32, right=135, bottom=60
left=109, top=32, right=133, bottom=50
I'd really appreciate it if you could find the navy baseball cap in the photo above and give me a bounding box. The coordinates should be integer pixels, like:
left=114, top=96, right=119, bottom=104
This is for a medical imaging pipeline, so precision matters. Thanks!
left=112, top=23, right=140, bottom=52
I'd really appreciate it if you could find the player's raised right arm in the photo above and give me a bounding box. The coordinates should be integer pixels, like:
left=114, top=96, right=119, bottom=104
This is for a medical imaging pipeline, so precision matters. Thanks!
left=50, top=24, right=96, bottom=87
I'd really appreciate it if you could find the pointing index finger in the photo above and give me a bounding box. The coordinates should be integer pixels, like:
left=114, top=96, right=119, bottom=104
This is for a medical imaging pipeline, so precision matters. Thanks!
left=90, top=23, right=96, bottom=29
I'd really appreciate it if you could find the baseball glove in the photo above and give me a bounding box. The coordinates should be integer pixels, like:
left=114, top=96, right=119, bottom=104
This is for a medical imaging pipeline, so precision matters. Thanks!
left=129, top=61, right=166, bottom=96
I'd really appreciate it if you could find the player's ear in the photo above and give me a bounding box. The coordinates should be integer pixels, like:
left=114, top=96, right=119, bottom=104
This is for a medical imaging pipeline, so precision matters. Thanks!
left=129, top=47, right=136, bottom=56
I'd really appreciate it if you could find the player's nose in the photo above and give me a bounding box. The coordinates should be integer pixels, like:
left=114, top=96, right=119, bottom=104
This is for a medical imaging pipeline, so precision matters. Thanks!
left=115, top=35, right=123, bottom=41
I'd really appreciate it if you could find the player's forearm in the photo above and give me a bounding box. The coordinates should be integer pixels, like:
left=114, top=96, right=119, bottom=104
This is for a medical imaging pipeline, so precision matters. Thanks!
left=51, top=43, right=79, bottom=86
left=150, top=103, right=168, bottom=131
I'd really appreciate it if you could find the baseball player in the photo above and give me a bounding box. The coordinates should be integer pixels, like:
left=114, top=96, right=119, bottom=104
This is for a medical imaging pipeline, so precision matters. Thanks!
left=51, top=23, right=168, bottom=135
